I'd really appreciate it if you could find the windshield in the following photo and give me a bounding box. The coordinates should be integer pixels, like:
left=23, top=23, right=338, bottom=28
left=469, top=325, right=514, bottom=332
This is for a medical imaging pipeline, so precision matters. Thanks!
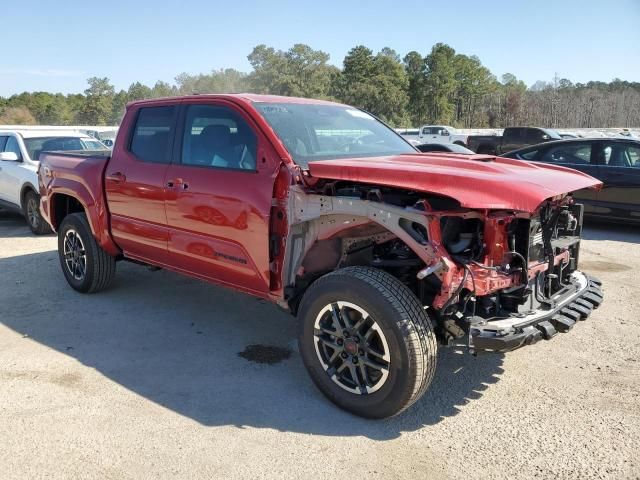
left=254, top=102, right=416, bottom=167
left=542, top=129, right=563, bottom=140
left=81, top=139, right=109, bottom=150
left=24, top=136, right=109, bottom=160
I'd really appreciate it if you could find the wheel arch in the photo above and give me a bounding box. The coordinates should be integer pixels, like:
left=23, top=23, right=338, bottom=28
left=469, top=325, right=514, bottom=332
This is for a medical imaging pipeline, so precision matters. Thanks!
left=19, top=182, right=39, bottom=210
left=282, top=188, right=452, bottom=314
left=48, top=188, right=120, bottom=257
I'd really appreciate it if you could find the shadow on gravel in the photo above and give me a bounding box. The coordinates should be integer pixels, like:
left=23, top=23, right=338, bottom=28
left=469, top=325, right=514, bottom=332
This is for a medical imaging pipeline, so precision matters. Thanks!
left=582, top=219, right=640, bottom=244
left=0, top=209, right=30, bottom=238
left=0, top=248, right=504, bottom=440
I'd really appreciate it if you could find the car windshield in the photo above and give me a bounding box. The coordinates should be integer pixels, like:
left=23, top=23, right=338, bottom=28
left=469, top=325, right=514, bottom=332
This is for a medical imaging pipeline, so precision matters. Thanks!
left=24, top=136, right=108, bottom=161
left=81, top=139, right=109, bottom=150
left=542, top=129, right=562, bottom=140
left=254, top=102, right=416, bottom=167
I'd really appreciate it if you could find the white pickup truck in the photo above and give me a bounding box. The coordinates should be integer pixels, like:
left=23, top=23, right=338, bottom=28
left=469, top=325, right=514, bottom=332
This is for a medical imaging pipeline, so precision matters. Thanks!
left=418, top=125, right=470, bottom=145
left=0, top=129, right=108, bottom=233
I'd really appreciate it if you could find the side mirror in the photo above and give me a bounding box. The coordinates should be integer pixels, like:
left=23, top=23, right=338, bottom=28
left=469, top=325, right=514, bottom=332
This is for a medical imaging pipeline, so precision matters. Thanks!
left=541, top=134, right=550, bottom=141
left=0, top=152, right=20, bottom=161
left=441, top=130, right=450, bottom=136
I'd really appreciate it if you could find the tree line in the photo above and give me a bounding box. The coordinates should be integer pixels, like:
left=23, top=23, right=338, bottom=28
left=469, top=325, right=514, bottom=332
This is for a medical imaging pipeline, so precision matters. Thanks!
left=1, top=42, right=638, bottom=128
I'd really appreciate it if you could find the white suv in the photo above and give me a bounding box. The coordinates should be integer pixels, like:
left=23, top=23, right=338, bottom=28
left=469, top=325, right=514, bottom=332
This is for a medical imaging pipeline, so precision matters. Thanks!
left=0, top=130, right=108, bottom=234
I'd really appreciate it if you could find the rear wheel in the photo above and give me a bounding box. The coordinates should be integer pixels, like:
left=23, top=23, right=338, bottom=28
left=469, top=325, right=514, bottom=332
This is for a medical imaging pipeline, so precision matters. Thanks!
left=58, top=213, right=116, bottom=293
left=297, top=267, right=437, bottom=418
left=24, top=190, right=52, bottom=235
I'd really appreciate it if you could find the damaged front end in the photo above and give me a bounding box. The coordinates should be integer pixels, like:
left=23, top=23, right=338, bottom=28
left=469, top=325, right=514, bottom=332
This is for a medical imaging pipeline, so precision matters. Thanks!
left=282, top=181, right=603, bottom=354
left=431, top=200, right=605, bottom=353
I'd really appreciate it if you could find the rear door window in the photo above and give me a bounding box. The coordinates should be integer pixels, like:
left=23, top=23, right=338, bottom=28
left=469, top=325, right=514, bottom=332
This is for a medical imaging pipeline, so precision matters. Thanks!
left=0, top=136, right=8, bottom=151
left=129, top=106, right=176, bottom=163
left=601, top=142, right=640, bottom=168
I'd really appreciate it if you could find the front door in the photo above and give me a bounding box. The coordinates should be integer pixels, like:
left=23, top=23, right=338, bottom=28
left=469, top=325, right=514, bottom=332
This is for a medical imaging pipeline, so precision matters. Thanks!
left=0, top=136, right=26, bottom=206
left=163, top=101, right=279, bottom=295
left=594, top=141, right=640, bottom=222
left=104, top=104, right=178, bottom=262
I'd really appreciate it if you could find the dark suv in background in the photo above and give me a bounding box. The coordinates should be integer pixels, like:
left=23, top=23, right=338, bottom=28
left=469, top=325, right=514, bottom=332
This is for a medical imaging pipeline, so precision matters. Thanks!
left=502, top=138, right=640, bottom=224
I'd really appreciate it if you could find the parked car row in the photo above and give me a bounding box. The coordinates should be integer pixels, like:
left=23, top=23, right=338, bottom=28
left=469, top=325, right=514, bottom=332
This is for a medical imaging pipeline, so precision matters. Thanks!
left=415, top=125, right=562, bottom=154
left=0, top=129, right=109, bottom=233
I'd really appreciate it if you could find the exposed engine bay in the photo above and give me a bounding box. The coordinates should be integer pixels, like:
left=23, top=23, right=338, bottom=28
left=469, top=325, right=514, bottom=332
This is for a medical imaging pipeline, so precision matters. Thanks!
left=283, top=181, right=604, bottom=353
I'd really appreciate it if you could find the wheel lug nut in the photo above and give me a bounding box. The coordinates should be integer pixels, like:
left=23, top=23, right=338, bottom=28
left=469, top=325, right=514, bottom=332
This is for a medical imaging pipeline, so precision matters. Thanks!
left=341, top=352, right=348, bottom=359
left=352, top=357, right=358, bottom=364
left=337, top=339, right=343, bottom=345
left=359, top=350, right=364, bottom=356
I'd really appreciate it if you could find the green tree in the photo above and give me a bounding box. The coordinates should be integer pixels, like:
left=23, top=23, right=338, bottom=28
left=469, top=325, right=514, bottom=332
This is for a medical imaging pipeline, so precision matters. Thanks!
left=247, top=44, right=337, bottom=98
left=175, top=68, right=248, bottom=94
left=335, top=46, right=408, bottom=125
left=127, top=81, right=152, bottom=101
left=423, top=43, right=458, bottom=124
left=404, top=51, right=427, bottom=126
left=79, top=77, right=115, bottom=125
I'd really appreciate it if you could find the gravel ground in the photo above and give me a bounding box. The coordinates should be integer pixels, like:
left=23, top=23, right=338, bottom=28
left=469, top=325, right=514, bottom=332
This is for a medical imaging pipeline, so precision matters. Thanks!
left=1, top=209, right=638, bottom=480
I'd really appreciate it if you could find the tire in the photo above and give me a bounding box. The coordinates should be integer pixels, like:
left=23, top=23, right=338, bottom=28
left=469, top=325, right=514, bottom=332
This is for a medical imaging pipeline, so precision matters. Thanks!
left=297, top=266, right=437, bottom=418
left=24, top=190, right=52, bottom=235
left=58, top=212, right=116, bottom=293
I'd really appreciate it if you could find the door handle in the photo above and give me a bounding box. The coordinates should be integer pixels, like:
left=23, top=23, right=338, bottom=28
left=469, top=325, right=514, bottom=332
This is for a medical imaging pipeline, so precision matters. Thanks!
left=167, top=179, right=189, bottom=190
left=106, top=172, right=126, bottom=182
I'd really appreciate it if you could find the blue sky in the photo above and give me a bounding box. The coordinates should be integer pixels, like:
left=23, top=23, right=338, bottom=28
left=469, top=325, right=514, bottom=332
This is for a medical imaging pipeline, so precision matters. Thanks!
left=1, top=0, right=639, bottom=96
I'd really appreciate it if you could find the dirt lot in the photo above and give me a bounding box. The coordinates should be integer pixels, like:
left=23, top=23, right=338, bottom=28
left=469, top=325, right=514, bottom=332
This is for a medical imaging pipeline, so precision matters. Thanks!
left=1, top=210, right=639, bottom=480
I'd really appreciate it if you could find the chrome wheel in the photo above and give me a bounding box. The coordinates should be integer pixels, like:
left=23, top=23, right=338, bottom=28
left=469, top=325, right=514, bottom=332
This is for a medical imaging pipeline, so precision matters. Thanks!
left=313, top=301, right=390, bottom=395
left=63, top=229, right=87, bottom=281
left=27, top=197, right=39, bottom=228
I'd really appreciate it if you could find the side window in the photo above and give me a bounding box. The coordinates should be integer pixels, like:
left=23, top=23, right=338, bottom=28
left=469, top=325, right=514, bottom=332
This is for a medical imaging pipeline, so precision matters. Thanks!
left=519, top=149, right=539, bottom=160
left=421, top=127, right=431, bottom=135
left=601, top=142, right=640, bottom=168
left=5, top=136, right=23, bottom=160
left=540, top=143, right=591, bottom=165
left=625, top=145, right=640, bottom=167
left=181, top=104, right=257, bottom=171
left=130, top=106, right=176, bottom=163
left=526, top=129, right=545, bottom=144
left=0, top=136, right=8, bottom=151
left=503, top=128, right=521, bottom=143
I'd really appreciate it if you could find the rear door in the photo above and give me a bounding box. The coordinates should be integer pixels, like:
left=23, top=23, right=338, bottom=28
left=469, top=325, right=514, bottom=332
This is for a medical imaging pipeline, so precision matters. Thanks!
left=593, top=141, right=640, bottom=222
left=163, top=100, right=279, bottom=295
left=104, top=104, right=178, bottom=262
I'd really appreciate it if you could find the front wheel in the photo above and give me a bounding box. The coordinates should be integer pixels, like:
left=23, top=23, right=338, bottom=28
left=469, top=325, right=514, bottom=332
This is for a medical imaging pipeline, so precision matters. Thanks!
left=24, top=190, right=52, bottom=235
left=58, top=213, right=116, bottom=293
left=297, top=267, right=437, bottom=418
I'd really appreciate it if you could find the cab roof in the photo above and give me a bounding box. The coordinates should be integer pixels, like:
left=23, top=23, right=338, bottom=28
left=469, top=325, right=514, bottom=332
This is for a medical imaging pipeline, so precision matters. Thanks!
left=126, top=93, right=343, bottom=109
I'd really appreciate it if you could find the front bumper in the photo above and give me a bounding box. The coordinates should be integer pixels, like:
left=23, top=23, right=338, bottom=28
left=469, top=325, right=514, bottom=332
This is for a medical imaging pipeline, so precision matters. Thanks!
left=470, top=272, right=603, bottom=353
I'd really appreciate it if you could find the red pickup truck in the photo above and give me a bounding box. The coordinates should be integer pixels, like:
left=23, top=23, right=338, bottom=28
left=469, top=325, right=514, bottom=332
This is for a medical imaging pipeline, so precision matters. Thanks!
left=38, top=94, right=604, bottom=418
